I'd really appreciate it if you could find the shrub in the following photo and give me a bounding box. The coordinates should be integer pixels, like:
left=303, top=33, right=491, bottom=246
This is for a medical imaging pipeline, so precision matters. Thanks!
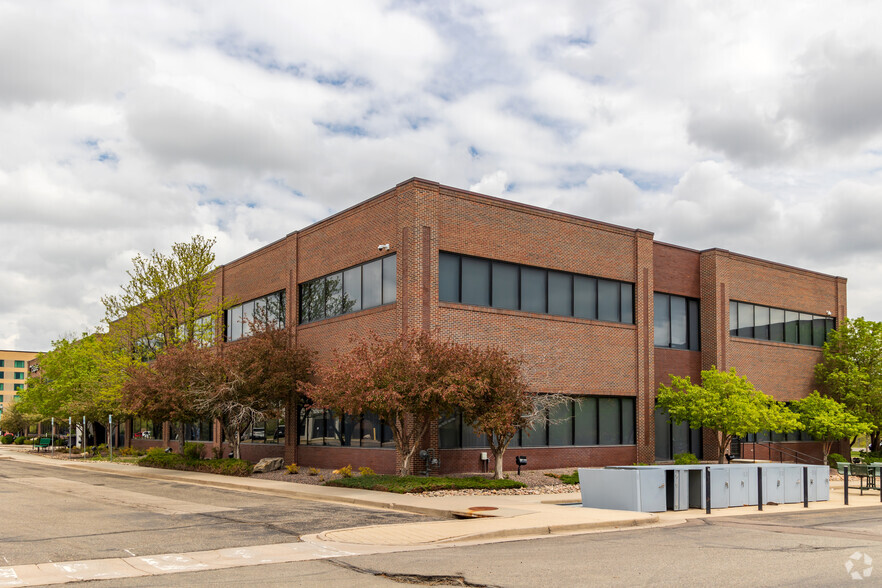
left=23, top=438, right=35, bottom=445
left=53, top=439, right=66, bottom=446
left=70, top=447, right=82, bottom=454
left=673, top=452, right=700, bottom=465
left=358, top=466, right=375, bottom=477
left=326, top=475, right=527, bottom=494
left=146, top=446, right=167, bottom=457
left=286, top=463, right=300, bottom=474
left=182, top=442, right=205, bottom=461
left=13, top=436, right=25, bottom=445
left=333, top=464, right=353, bottom=478
left=544, top=471, right=579, bottom=484
left=828, top=453, right=847, bottom=468
left=137, top=453, right=253, bottom=476
left=308, top=467, right=320, bottom=476
left=1, top=434, right=13, bottom=444
left=211, top=445, right=224, bottom=459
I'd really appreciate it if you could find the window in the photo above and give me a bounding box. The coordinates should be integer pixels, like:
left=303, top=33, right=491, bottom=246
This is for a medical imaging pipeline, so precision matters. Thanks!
left=299, top=408, right=393, bottom=447
left=132, top=418, right=162, bottom=440
left=0, top=395, right=3, bottom=402
left=0, top=360, right=4, bottom=367
left=439, top=252, right=634, bottom=325
left=654, top=293, right=700, bottom=350
left=0, top=384, right=3, bottom=391
left=729, top=301, right=833, bottom=348
left=13, top=372, right=24, bottom=380
left=225, top=291, right=286, bottom=342
left=242, top=418, right=285, bottom=444
left=14, top=360, right=24, bottom=368
left=438, top=396, right=637, bottom=449
left=13, top=385, right=22, bottom=392
left=654, top=407, right=702, bottom=461
left=0, top=372, right=4, bottom=380
left=299, top=254, right=396, bottom=324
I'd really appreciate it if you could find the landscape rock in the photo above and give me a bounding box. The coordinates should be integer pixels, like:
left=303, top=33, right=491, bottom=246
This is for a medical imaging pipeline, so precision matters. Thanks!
left=253, top=457, right=284, bottom=473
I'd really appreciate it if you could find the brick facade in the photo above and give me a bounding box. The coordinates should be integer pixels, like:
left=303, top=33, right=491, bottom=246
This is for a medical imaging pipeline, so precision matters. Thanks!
left=128, top=178, right=847, bottom=473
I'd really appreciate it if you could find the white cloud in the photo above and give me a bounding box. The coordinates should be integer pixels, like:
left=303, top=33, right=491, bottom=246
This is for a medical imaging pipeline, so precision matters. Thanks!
left=4, top=0, right=882, bottom=349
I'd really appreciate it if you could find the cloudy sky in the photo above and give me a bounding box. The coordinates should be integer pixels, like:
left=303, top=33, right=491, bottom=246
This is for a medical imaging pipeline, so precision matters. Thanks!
left=3, top=1, right=882, bottom=351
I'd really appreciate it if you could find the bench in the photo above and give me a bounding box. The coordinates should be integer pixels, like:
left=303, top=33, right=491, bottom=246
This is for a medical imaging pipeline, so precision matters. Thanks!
left=33, top=438, right=52, bottom=452
left=838, top=463, right=877, bottom=494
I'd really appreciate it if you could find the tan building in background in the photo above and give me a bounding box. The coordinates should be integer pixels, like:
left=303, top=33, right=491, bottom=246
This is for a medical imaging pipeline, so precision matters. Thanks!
left=0, top=350, right=39, bottom=417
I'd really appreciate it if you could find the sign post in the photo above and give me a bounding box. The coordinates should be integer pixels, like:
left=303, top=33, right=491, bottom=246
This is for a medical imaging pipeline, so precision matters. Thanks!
left=51, top=417, right=54, bottom=455
left=68, top=417, right=71, bottom=459
left=109, top=414, right=113, bottom=461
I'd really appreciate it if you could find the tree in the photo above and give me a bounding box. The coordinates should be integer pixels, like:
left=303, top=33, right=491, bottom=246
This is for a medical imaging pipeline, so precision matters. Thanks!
left=455, top=346, right=567, bottom=479
left=189, top=315, right=314, bottom=459
left=0, top=403, right=34, bottom=437
left=793, top=391, right=872, bottom=464
left=304, top=330, right=474, bottom=475
left=815, top=317, right=882, bottom=450
left=102, top=235, right=222, bottom=359
left=657, top=367, right=801, bottom=463
left=121, top=343, right=209, bottom=451
left=21, top=332, right=134, bottom=450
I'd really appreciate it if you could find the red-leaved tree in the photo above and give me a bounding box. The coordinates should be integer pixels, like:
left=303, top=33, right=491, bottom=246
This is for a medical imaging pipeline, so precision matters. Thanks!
left=303, top=330, right=475, bottom=475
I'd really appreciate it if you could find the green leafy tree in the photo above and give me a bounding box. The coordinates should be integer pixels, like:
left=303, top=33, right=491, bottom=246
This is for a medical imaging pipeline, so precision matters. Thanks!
left=102, top=235, right=224, bottom=358
left=0, top=403, right=35, bottom=437
left=793, top=391, right=872, bottom=465
left=657, top=367, right=801, bottom=463
left=815, top=317, right=882, bottom=450
left=21, top=332, right=134, bottom=446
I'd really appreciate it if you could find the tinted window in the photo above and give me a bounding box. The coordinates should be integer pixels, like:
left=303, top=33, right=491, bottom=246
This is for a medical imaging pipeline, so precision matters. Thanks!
left=598, top=397, right=621, bottom=445
left=620, top=283, right=634, bottom=324
left=362, top=260, right=382, bottom=308
left=574, top=276, right=597, bottom=320
left=729, top=301, right=738, bottom=337
left=670, top=295, right=687, bottom=349
left=548, top=400, right=573, bottom=446
left=769, top=308, right=785, bottom=342
left=812, top=317, right=826, bottom=347
left=799, top=313, right=813, bottom=345
left=492, top=262, right=519, bottom=310
left=521, top=417, right=547, bottom=447
left=548, top=271, right=573, bottom=316
left=325, top=273, right=343, bottom=317
left=737, top=302, right=754, bottom=338
left=439, top=252, right=460, bottom=302
left=520, top=266, right=547, bottom=314
left=620, top=397, right=635, bottom=445
left=784, top=310, right=799, bottom=343
left=597, top=280, right=619, bottom=322
left=654, top=293, right=670, bottom=347
left=688, top=299, right=700, bottom=351
left=461, top=257, right=490, bottom=306
left=754, top=305, right=770, bottom=340
left=382, top=255, right=397, bottom=303
left=574, top=397, right=598, bottom=445
left=343, top=266, right=362, bottom=313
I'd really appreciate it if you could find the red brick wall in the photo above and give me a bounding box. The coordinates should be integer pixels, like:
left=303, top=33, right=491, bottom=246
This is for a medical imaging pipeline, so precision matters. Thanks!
left=297, top=446, right=397, bottom=473
left=654, top=348, right=702, bottom=389
left=653, top=243, right=700, bottom=298
left=440, top=445, right=638, bottom=474
left=727, top=339, right=823, bottom=401
left=739, top=441, right=825, bottom=464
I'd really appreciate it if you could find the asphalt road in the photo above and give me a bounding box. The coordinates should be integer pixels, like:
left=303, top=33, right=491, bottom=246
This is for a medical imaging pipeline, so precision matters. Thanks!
left=81, top=507, right=882, bottom=587
left=0, top=459, right=432, bottom=566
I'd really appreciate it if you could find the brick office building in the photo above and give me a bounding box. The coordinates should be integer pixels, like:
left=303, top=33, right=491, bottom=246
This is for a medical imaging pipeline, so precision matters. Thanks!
left=128, top=178, right=847, bottom=474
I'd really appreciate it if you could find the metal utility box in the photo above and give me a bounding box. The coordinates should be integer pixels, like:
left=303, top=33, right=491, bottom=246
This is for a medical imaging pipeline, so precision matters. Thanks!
left=728, top=467, right=750, bottom=507
left=811, top=465, right=830, bottom=501
left=578, top=468, right=668, bottom=512
left=688, top=467, right=729, bottom=509
left=762, top=466, right=786, bottom=504
left=666, top=469, right=690, bottom=511
left=784, top=467, right=805, bottom=503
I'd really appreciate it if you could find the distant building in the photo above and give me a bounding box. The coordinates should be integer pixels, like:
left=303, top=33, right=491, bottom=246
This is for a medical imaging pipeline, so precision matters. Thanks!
left=0, top=350, right=39, bottom=417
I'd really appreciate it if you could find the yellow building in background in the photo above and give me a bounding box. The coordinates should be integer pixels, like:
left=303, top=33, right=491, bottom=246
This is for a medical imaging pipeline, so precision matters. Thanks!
left=0, top=350, right=39, bottom=416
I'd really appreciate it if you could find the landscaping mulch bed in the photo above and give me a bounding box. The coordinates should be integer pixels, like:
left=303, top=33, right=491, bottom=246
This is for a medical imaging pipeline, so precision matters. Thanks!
left=251, top=467, right=582, bottom=496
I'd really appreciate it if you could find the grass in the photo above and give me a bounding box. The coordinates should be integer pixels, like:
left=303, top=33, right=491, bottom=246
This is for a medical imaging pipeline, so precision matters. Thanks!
left=545, top=471, right=579, bottom=485
left=325, top=475, right=526, bottom=494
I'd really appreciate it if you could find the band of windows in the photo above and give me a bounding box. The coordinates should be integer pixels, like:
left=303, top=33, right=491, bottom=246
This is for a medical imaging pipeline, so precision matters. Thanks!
left=439, top=252, right=634, bottom=324
left=439, top=396, right=636, bottom=449
left=653, top=293, right=700, bottom=351
left=225, top=291, right=286, bottom=342
left=299, top=409, right=395, bottom=447
left=299, top=254, right=396, bottom=324
left=654, top=407, right=702, bottom=461
left=729, top=301, right=833, bottom=347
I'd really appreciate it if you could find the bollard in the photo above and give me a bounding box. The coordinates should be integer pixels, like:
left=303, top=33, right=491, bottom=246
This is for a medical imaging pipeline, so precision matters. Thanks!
left=758, top=467, right=763, bottom=511
left=803, top=466, right=808, bottom=508
left=705, top=466, right=711, bottom=514
left=845, top=466, right=849, bottom=506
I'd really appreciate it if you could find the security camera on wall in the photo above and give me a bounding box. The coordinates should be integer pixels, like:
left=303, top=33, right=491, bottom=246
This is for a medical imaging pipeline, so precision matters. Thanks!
left=378, top=243, right=390, bottom=251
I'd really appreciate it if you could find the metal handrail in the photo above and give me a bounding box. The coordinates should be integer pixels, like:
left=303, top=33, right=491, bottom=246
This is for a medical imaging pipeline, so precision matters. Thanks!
left=751, top=440, right=825, bottom=465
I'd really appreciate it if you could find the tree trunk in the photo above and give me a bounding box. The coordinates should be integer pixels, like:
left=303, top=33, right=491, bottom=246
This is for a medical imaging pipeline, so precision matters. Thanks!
left=177, top=422, right=186, bottom=454
left=494, top=450, right=505, bottom=479
left=717, top=433, right=730, bottom=463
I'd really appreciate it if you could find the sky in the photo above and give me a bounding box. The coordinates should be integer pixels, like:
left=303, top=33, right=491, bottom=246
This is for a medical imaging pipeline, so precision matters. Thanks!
left=3, top=0, right=882, bottom=351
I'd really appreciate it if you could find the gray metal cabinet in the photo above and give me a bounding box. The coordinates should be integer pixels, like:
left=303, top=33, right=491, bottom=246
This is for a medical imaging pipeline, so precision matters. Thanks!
left=784, top=467, right=805, bottom=503
left=688, top=467, right=729, bottom=509
left=578, top=468, right=668, bottom=512
left=728, top=467, right=750, bottom=506
left=763, top=466, right=786, bottom=504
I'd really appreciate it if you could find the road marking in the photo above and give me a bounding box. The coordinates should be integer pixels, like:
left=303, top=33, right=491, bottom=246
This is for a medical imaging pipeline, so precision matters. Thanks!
left=123, top=549, right=136, bottom=557
left=6, top=477, right=237, bottom=515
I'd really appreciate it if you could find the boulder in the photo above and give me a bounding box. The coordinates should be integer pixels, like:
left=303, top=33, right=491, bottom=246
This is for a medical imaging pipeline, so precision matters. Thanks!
left=253, top=457, right=284, bottom=473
